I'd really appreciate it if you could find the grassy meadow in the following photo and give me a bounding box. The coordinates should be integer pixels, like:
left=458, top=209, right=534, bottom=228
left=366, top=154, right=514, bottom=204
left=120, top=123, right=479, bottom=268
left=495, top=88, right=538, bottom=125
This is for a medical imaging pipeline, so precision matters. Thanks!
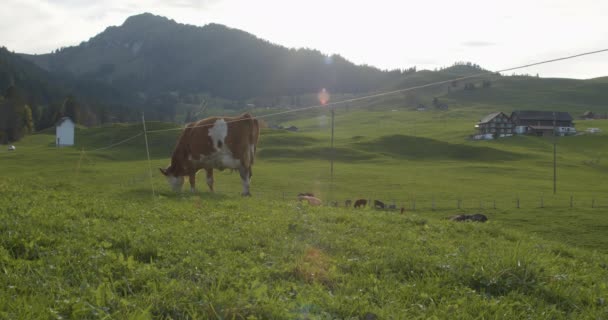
left=1, top=102, right=608, bottom=318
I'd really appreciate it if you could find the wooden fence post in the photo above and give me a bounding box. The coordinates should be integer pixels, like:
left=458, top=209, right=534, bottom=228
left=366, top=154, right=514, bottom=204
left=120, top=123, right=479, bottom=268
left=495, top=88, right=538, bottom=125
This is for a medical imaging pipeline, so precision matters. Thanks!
left=540, top=195, right=544, bottom=208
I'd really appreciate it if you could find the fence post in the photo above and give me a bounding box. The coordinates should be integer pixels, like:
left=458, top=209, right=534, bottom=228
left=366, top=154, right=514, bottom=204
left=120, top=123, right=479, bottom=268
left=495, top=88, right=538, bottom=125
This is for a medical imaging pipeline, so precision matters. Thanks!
left=516, top=196, right=520, bottom=209
left=142, top=113, right=156, bottom=198
left=570, top=195, right=573, bottom=208
left=412, top=198, right=416, bottom=211
left=457, top=198, right=461, bottom=210
left=479, top=200, right=482, bottom=209
left=540, top=194, right=544, bottom=208
left=75, top=147, right=85, bottom=176
left=493, top=200, right=496, bottom=209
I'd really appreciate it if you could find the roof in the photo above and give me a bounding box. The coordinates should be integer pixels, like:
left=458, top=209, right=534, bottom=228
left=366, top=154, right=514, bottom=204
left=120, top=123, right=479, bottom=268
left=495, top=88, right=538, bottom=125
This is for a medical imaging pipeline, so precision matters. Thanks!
left=55, top=117, right=74, bottom=127
left=478, top=112, right=505, bottom=124
left=511, top=111, right=572, bottom=121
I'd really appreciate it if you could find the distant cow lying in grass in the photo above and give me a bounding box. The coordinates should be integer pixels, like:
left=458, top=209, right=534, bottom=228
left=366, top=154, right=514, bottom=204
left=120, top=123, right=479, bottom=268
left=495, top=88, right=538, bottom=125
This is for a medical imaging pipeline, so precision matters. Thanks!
left=450, top=214, right=488, bottom=222
left=297, top=195, right=322, bottom=206
left=354, top=199, right=367, bottom=208
left=298, top=192, right=315, bottom=197
left=374, top=200, right=386, bottom=209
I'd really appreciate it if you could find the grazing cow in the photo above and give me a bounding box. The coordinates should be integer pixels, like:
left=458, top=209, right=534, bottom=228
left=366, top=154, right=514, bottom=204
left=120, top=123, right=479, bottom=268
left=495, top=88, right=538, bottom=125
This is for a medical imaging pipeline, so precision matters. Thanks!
left=449, top=214, right=488, bottom=222
left=374, top=200, right=386, bottom=209
left=297, top=195, right=322, bottom=206
left=160, top=113, right=260, bottom=195
left=345, top=199, right=352, bottom=207
left=354, top=199, right=367, bottom=208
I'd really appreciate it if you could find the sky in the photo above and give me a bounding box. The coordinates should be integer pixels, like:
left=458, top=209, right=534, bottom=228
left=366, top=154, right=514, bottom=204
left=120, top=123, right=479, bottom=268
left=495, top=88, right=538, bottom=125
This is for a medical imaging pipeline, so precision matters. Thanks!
left=1, top=0, right=607, bottom=79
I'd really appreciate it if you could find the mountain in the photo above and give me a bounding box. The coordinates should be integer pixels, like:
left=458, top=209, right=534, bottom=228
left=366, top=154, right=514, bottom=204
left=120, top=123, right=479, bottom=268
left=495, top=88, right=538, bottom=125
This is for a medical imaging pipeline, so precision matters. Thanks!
left=5, top=12, right=607, bottom=132
left=22, top=13, right=406, bottom=101
left=0, top=47, right=68, bottom=107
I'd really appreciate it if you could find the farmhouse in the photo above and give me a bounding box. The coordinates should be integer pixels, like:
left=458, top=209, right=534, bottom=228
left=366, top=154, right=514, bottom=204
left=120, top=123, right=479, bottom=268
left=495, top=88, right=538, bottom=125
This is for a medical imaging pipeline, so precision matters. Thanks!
left=55, top=117, right=75, bottom=147
left=476, top=112, right=514, bottom=137
left=511, top=111, right=575, bottom=136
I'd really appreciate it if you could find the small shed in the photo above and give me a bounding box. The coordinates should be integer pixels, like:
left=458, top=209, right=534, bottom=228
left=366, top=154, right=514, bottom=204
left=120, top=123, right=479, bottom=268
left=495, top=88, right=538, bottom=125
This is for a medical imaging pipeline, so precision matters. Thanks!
left=56, top=117, right=75, bottom=147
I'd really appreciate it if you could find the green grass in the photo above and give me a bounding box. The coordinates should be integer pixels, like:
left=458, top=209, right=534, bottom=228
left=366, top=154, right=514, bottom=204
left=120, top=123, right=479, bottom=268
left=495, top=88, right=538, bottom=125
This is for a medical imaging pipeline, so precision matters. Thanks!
left=1, top=105, right=608, bottom=318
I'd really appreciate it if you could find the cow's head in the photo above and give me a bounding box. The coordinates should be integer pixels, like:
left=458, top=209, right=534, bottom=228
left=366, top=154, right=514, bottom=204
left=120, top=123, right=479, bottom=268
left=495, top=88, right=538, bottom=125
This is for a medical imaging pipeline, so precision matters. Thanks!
left=159, top=167, right=185, bottom=192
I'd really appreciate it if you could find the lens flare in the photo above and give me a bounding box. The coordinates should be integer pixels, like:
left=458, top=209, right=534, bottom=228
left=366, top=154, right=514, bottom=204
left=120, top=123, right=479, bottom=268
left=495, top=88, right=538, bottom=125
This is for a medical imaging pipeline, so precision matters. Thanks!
left=318, top=88, right=330, bottom=105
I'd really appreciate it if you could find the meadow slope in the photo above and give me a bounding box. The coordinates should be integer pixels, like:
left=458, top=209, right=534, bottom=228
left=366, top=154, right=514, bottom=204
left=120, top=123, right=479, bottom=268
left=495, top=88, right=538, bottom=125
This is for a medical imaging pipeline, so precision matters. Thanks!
left=1, top=106, right=607, bottom=318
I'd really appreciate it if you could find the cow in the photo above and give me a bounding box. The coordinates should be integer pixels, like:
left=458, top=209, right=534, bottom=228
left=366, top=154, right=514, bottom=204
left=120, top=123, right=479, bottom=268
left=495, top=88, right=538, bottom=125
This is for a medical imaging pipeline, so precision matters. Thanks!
left=374, top=200, right=386, bottom=209
left=298, top=192, right=315, bottom=197
left=354, top=199, right=367, bottom=208
left=160, top=113, right=260, bottom=195
left=345, top=199, right=352, bottom=207
left=297, top=195, right=322, bottom=206
left=449, top=214, right=488, bottom=222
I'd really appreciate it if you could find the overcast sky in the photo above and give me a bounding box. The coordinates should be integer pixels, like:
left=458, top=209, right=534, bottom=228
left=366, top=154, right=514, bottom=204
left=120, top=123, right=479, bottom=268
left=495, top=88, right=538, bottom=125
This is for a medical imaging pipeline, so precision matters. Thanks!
left=1, top=0, right=607, bottom=79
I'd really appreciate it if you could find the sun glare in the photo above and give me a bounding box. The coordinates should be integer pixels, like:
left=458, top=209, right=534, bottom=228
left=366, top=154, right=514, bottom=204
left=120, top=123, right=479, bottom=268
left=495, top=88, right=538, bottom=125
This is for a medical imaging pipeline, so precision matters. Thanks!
left=317, top=88, right=330, bottom=105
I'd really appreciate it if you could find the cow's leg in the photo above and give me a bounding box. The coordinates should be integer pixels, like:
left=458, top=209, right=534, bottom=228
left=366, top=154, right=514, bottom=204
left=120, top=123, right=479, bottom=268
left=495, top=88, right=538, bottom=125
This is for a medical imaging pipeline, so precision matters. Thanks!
left=239, top=166, right=251, bottom=196
left=189, top=173, right=196, bottom=193
left=205, top=168, right=214, bottom=192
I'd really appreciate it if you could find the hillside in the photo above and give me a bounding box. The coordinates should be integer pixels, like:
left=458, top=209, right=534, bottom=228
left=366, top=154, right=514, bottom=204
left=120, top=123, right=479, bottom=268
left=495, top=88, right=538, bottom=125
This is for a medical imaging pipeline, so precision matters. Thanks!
left=0, top=47, right=68, bottom=107
left=22, top=13, right=405, bottom=101
left=1, top=12, right=605, bottom=131
left=1, top=107, right=608, bottom=317
left=444, top=76, right=608, bottom=114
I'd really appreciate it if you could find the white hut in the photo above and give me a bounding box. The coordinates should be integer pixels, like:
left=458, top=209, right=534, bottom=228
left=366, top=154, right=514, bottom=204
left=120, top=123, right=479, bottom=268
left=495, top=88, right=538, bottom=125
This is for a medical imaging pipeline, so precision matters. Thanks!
left=56, top=117, right=75, bottom=147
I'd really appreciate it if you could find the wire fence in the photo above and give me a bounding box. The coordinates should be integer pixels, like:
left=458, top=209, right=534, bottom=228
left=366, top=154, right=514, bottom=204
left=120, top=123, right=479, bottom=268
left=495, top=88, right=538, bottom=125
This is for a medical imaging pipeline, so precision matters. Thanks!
left=2, top=139, right=606, bottom=210
left=1, top=48, right=608, bottom=210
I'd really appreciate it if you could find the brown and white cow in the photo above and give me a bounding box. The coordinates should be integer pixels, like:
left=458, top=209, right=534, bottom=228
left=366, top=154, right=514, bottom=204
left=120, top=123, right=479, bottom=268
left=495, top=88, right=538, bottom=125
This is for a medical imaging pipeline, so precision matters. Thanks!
left=160, top=113, right=260, bottom=195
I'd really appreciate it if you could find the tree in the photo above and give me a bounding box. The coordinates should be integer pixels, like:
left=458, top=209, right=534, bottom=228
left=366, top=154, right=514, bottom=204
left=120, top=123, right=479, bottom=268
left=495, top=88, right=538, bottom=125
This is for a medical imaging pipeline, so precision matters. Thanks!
left=464, top=83, right=476, bottom=90
left=20, top=104, right=34, bottom=134
left=0, top=86, right=29, bottom=142
left=63, top=95, right=80, bottom=123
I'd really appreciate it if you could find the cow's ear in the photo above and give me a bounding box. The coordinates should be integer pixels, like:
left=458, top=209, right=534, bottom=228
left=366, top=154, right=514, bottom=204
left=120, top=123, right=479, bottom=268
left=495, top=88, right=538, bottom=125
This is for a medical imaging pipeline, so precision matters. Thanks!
left=159, top=168, right=168, bottom=176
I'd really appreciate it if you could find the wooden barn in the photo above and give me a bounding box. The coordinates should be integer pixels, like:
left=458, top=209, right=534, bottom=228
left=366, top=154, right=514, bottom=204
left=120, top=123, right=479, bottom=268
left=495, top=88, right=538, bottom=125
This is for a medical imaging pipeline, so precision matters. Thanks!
left=511, top=111, right=575, bottom=136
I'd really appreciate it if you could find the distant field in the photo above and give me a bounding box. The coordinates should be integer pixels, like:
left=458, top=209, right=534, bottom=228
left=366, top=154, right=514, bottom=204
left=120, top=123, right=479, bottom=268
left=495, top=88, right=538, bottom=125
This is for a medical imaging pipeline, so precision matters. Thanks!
left=1, top=107, right=607, bottom=318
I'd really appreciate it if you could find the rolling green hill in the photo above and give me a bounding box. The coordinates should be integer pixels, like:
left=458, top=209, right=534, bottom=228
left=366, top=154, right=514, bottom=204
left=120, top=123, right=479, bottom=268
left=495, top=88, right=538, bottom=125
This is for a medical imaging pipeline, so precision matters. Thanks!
left=1, top=104, right=608, bottom=318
